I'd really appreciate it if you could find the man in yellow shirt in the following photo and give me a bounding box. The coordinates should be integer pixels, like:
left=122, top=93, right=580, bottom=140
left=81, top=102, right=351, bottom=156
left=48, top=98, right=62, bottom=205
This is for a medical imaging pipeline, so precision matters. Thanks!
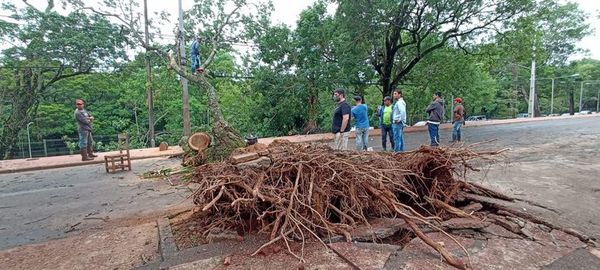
left=376, top=96, right=394, bottom=151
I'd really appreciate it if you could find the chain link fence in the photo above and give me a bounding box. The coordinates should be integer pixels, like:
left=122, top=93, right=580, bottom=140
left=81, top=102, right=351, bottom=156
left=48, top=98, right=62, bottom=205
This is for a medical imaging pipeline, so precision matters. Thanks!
left=11, top=134, right=120, bottom=159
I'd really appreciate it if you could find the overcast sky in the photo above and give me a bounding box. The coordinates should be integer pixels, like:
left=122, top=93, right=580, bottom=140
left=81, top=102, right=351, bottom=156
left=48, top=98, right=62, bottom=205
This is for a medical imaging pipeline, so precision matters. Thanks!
left=2, top=0, right=599, bottom=59
left=153, top=0, right=600, bottom=60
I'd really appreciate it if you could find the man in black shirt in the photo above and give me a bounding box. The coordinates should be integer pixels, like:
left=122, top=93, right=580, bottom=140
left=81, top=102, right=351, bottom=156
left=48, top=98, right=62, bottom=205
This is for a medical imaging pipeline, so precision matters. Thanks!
left=332, top=88, right=351, bottom=150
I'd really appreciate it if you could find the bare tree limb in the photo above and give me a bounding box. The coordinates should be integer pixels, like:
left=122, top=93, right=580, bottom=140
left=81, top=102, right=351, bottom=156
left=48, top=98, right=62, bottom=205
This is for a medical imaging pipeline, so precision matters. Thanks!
left=201, top=4, right=242, bottom=69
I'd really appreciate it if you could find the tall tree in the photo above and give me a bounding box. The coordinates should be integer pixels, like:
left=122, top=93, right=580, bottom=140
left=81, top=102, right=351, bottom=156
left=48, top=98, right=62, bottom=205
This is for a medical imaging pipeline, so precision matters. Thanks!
left=490, top=0, right=590, bottom=116
left=0, top=0, right=126, bottom=159
left=333, top=0, right=531, bottom=98
left=292, top=2, right=337, bottom=133
left=73, top=0, right=273, bottom=160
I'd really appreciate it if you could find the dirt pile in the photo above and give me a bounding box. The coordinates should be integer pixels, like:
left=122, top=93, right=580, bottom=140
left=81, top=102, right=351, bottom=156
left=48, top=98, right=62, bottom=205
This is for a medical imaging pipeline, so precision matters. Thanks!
left=178, top=140, right=518, bottom=269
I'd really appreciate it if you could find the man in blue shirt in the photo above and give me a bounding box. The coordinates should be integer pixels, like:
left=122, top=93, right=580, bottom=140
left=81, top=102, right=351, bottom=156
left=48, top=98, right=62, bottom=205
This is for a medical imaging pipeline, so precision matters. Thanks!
left=190, top=36, right=203, bottom=73
left=351, top=96, right=369, bottom=151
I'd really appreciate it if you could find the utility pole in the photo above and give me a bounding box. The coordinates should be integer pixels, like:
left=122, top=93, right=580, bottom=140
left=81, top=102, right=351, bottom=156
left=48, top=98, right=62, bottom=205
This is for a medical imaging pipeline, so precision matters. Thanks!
left=143, top=0, right=155, bottom=147
left=528, top=45, right=536, bottom=118
left=179, top=0, right=191, bottom=137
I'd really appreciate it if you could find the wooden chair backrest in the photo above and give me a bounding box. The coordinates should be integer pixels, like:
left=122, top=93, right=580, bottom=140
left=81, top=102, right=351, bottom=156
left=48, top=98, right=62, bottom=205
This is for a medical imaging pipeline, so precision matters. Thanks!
left=117, top=133, right=129, bottom=152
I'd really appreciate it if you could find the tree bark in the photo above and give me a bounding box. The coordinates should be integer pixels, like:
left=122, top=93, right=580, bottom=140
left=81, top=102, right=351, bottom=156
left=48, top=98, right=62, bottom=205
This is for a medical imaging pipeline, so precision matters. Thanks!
left=304, top=78, right=319, bottom=134
left=534, top=93, right=541, bottom=117
left=168, top=55, right=244, bottom=162
left=568, top=90, right=575, bottom=115
left=0, top=69, right=39, bottom=159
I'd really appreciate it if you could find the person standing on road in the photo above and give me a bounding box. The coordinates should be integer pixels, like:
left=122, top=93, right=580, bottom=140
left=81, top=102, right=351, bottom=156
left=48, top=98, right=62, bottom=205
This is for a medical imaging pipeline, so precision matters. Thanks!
left=426, top=92, right=445, bottom=147
left=332, top=89, right=352, bottom=150
left=452, top=97, right=465, bottom=142
left=377, top=96, right=395, bottom=151
left=392, top=89, right=407, bottom=152
left=74, top=99, right=97, bottom=161
left=351, top=96, right=370, bottom=151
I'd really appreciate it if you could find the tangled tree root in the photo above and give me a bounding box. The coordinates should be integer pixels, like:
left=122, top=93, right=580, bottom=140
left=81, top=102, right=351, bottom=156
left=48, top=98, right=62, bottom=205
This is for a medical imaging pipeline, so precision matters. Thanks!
left=186, top=141, right=509, bottom=269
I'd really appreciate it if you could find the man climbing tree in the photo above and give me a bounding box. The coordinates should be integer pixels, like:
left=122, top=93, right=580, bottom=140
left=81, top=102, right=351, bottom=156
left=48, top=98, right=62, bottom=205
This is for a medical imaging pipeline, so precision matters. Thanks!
left=190, top=35, right=204, bottom=74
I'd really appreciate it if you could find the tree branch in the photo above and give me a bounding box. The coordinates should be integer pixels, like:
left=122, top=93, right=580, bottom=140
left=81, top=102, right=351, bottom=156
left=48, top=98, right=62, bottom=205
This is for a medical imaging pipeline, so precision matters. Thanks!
left=202, top=4, right=242, bottom=69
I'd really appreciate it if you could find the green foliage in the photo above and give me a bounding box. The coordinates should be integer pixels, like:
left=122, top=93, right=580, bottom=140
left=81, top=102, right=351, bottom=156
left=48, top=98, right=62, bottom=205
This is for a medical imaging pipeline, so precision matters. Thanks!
left=1, top=0, right=598, bottom=159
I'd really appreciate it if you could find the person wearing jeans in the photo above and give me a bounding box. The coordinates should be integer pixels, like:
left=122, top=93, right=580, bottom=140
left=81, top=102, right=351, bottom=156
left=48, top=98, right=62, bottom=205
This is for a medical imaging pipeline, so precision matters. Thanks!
left=426, top=92, right=445, bottom=147
left=74, top=99, right=97, bottom=161
left=190, top=36, right=203, bottom=73
left=377, top=96, right=394, bottom=151
left=392, top=89, right=407, bottom=152
left=351, top=96, right=370, bottom=151
left=452, top=97, right=465, bottom=142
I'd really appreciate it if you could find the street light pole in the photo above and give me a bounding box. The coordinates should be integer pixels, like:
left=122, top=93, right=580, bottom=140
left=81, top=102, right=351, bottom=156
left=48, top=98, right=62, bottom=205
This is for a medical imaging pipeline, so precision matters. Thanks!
left=26, top=122, right=33, bottom=159
left=178, top=0, right=191, bottom=137
left=579, top=81, right=584, bottom=112
left=550, top=78, right=555, bottom=115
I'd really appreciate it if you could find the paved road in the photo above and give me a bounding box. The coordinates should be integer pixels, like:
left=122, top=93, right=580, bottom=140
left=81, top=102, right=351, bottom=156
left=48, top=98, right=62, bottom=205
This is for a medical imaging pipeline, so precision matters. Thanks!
left=358, top=117, right=600, bottom=239
left=350, top=117, right=598, bottom=151
left=0, top=157, right=190, bottom=250
left=1, top=116, right=599, bottom=251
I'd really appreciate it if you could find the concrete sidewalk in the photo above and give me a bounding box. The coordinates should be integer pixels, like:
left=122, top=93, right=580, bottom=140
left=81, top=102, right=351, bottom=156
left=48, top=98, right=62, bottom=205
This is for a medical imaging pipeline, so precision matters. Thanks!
left=1, top=113, right=598, bottom=174
left=0, top=146, right=184, bottom=174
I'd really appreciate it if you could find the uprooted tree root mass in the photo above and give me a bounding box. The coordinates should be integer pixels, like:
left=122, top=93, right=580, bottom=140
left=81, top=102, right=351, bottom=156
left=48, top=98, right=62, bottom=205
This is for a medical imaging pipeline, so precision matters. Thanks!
left=185, top=141, right=509, bottom=269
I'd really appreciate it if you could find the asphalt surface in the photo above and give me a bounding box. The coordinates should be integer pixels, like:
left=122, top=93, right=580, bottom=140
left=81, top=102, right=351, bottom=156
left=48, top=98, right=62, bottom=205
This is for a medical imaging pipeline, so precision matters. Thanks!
left=0, top=157, right=189, bottom=250
left=359, top=117, right=600, bottom=239
left=1, top=116, right=599, bottom=251
left=351, top=117, right=598, bottom=151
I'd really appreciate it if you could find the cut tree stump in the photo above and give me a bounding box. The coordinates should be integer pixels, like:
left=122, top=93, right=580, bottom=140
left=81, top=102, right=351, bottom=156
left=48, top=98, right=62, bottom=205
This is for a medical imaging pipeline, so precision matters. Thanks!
left=159, top=142, right=169, bottom=151
left=188, top=132, right=212, bottom=151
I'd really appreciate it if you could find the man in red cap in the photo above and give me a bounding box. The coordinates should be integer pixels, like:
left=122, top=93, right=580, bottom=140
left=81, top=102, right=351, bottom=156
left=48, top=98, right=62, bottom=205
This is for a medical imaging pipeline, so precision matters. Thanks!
left=452, top=97, right=464, bottom=142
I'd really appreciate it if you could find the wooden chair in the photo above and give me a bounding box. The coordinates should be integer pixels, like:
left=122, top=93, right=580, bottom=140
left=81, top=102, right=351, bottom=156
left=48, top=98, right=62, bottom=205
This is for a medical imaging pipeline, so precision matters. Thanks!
left=104, top=133, right=132, bottom=173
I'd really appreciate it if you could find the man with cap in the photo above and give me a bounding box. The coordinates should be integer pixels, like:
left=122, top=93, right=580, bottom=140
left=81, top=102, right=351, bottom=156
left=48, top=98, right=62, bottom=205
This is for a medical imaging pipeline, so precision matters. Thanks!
left=351, top=95, right=369, bottom=151
left=74, top=99, right=97, bottom=161
left=376, top=96, right=394, bottom=151
left=190, top=36, right=203, bottom=73
left=452, top=97, right=465, bottom=142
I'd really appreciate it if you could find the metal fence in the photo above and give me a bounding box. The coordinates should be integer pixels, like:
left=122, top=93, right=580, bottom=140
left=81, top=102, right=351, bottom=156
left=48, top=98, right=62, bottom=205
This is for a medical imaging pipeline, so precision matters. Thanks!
left=11, top=134, right=119, bottom=159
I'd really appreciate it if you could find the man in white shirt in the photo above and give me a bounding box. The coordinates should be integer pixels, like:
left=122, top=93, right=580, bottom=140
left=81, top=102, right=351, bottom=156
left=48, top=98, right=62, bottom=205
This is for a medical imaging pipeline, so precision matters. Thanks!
left=392, top=89, right=407, bottom=152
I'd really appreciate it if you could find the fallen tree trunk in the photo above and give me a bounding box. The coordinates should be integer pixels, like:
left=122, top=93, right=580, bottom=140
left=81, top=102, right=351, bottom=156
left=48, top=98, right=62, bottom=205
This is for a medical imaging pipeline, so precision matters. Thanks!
left=168, top=54, right=244, bottom=162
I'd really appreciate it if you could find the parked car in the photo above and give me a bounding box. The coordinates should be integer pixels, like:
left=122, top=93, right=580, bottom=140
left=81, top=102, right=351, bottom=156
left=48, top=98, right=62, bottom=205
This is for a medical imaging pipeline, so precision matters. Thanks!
left=579, top=110, right=592, bottom=115
left=561, top=113, right=571, bottom=116
left=516, top=113, right=529, bottom=118
left=466, top=115, right=487, bottom=121
left=413, top=121, right=427, bottom=127
left=548, top=114, right=560, bottom=117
